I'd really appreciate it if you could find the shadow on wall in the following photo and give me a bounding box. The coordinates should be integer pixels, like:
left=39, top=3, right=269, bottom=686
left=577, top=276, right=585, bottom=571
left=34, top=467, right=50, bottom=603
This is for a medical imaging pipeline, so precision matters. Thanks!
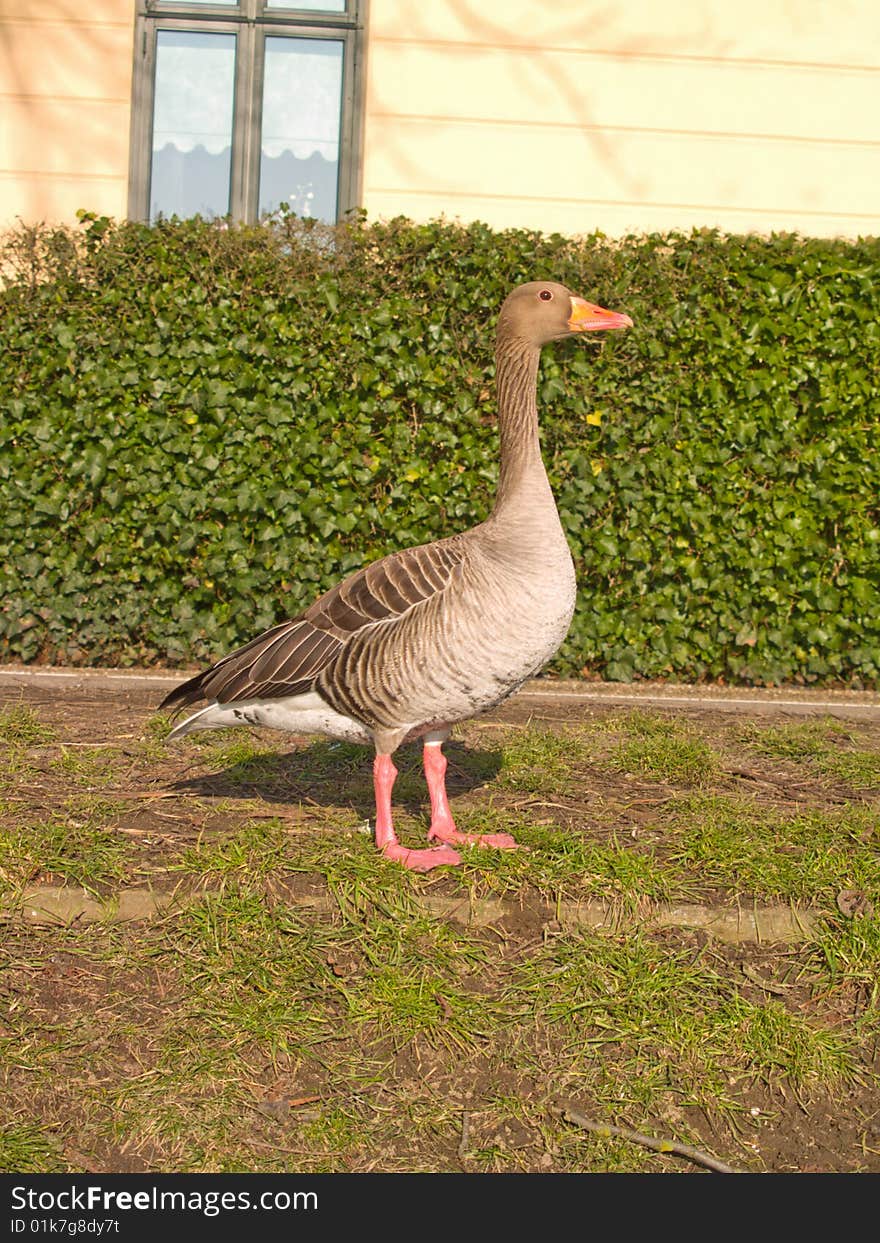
left=368, top=0, right=648, bottom=206
left=0, top=3, right=132, bottom=224
left=370, top=0, right=853, bottom=228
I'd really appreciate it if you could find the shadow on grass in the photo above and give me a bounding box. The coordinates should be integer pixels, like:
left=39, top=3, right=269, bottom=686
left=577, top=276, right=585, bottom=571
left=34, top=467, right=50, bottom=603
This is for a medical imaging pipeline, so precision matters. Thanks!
left=171, top=737, right=503, bottom=822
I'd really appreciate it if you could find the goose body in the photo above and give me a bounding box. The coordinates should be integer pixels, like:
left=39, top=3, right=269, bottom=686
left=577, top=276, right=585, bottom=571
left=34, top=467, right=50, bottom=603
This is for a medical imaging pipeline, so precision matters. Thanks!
left=167, top=523, right=576, bottom=747
left=161, top=281, right=632, bottom=869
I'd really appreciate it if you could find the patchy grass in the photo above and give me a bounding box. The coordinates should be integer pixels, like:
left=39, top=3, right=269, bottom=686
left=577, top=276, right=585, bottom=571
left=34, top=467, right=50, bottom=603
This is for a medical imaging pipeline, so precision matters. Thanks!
left=665, top=796, right=880, bottom=904
left=740, top=719, right=851, bottom=760
left=0, top=703, right=56, bottom=746
left=450, top=816, right=681, bottom=904
left=158, top=893, right=342, bottom=1055
left=1, top=690, right=879, bottom=1173
left=0, top=1119, right=66, bottom=1173
left=177, top=819, right=293, bottom=886
left=343, top=909, right=494, bottom=1055
left=741, top=719, right=880, bottom=789
left=807, top=918, right=880, bottom=1035
left=605, top=711, right=719, bottom=784
left=52, top=746, right=122, bottom=787
left=513, top=932, right=857, bottom=1110
left=817, top=750, right=880, bottom=790
left=497, top=727, right=593, bottom=794
left=0, top=800, right=130, bottom=895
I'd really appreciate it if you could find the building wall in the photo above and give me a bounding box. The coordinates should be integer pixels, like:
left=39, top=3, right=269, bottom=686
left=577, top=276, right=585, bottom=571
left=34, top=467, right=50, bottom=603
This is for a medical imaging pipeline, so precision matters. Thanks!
left=0, top=0, right=133, bottom=228
left=362, top=0, right=880, bottom=238
left=0, top=1, right=877, bottom=239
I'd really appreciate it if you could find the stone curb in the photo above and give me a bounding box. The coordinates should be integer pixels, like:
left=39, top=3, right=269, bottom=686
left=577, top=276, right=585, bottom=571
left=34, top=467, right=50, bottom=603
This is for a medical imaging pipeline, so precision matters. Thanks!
left=3, top=885, right=822, bottom=945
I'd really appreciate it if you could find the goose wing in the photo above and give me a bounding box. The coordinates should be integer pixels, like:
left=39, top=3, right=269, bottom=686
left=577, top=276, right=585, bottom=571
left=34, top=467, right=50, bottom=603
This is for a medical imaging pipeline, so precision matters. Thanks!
left=159, top=537, right=466, bottom=712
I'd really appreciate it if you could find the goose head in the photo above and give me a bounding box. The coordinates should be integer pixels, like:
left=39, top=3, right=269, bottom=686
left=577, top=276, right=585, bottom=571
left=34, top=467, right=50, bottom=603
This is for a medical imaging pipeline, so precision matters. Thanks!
left=497, top=280, right=633, bottom=347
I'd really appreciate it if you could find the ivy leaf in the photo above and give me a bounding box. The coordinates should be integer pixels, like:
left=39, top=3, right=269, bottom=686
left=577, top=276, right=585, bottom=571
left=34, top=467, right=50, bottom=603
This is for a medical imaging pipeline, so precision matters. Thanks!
left=1, top=215, right=877, bottom=683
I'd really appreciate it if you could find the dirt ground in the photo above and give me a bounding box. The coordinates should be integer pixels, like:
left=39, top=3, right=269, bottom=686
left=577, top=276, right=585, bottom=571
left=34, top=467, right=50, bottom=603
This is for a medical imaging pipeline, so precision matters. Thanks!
left=2, top=668, right=879, bottom=1175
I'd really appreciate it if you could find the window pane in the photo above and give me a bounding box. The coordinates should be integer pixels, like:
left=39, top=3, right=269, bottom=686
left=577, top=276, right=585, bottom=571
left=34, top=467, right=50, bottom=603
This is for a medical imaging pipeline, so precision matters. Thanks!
left=265, top=2, right=346, bottom=12
left=259, top=37, right=343, bottom=222
left=150, top=30, right=236, bottom=220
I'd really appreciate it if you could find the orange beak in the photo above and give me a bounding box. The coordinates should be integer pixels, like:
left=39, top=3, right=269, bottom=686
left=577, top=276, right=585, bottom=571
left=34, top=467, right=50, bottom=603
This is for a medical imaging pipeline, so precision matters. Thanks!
left=568, top=296, right=633, bottom=333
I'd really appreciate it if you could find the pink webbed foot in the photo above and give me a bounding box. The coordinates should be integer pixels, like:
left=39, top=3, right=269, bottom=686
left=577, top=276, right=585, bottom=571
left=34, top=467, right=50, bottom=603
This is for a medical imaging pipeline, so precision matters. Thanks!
left=423, top=741, right=521, bottom=851
left=428, top=823, right=520, bottom=851
left=380, top=841, right=462, bottom=872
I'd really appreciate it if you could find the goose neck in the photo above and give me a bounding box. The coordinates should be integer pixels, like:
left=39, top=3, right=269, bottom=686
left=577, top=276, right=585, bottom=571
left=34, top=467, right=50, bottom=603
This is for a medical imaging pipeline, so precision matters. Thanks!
left=492, top=337, right=549, bottom=512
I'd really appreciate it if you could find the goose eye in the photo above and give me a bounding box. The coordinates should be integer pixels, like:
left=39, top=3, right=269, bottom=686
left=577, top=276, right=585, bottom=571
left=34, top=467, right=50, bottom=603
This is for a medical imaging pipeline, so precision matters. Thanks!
left=538, top=290, right=553, bottom=302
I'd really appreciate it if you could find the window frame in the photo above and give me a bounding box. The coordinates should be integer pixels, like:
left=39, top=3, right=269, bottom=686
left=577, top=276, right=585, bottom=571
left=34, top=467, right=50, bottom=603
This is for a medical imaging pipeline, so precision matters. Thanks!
left=128, top=0, right=367, bottom=223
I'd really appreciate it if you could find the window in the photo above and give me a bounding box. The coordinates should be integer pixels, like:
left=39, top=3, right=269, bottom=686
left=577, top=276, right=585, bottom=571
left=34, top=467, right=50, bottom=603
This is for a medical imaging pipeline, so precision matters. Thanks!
left=128, top=1, right=365, bottom=224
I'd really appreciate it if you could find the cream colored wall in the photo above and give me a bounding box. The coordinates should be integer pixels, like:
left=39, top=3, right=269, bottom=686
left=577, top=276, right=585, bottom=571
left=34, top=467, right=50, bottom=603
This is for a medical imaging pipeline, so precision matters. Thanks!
left=0, top=0, right=133, bottom=229
left=362, top=0, right=880, bottom=238
left=1, top=1, right=876, bottom=238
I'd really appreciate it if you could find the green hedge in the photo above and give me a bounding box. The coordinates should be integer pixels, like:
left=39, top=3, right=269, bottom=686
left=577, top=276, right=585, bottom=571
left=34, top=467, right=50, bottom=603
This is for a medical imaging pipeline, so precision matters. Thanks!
left=1, top=212, right=878, bottom=684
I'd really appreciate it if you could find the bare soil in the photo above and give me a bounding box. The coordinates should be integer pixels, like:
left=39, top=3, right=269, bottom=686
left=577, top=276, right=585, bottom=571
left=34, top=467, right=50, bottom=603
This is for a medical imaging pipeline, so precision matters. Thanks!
left=2, top=670, right=879, bottom=1175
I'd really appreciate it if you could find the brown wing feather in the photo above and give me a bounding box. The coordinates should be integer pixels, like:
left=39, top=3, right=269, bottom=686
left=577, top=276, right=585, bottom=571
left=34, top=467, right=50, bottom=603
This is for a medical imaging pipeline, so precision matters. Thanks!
left=306, top=537, right=465, bottom=638
left=159, top=537, right=465, bottom=713
left=158, top=620, right=341, bottom=711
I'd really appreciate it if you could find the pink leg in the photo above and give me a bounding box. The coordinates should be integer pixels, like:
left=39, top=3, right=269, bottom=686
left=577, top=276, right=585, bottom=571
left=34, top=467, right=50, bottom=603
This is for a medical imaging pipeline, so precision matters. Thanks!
left=373, top=753, right=461, bottom=871
left=424, top=743, right=518, bottom=850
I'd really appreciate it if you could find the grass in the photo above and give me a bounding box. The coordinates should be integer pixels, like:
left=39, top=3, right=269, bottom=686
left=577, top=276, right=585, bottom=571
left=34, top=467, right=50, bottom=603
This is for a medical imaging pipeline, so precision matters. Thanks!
left=0, top=703, right=56, bottom=746
left=817, top=750, right=880, bottom=789
left=605, top=711, right=719, bottom=784
left=665, top=795, right=880, bottom=903
left=807, top=918, right=880, bottom=1032
left=0, top=801, right=130, bottom=895
left=512, top=932, right=857, bottom=1106
left=0, top=1120, right=66, bottom=1173
left=497, top=726, right=592, bottom=793
left=178, top=819, right=293, bottom=886
left=742, top=719, right=880, bottom=789
left=158, top=893, right=341, bottom=1055
left=51, top=746, right=121, bottom=787
left=446, top=815, right=681, bottom=903
left=1, top=695, right=879, bottom=1172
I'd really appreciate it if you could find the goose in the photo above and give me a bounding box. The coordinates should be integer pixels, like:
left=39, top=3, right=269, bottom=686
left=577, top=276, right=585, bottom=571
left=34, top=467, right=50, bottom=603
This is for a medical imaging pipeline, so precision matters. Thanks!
left=159, top=281, right=632, bottom=870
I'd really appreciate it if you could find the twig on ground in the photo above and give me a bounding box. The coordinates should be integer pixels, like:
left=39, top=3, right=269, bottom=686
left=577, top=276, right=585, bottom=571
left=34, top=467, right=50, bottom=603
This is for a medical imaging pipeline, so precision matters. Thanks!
left=110, top=790, right=181, bottom=801
left=724, top=766, right=777, bottom=784
left=741, top=964, right=791, bottom=996
left=513, top=798, right=582, bottom=813
left=620, top=795, right=675, bottom=808
left=457, top=1111, right=471, bottom=1165
left=556, top=1104, right=741, bottom=1174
